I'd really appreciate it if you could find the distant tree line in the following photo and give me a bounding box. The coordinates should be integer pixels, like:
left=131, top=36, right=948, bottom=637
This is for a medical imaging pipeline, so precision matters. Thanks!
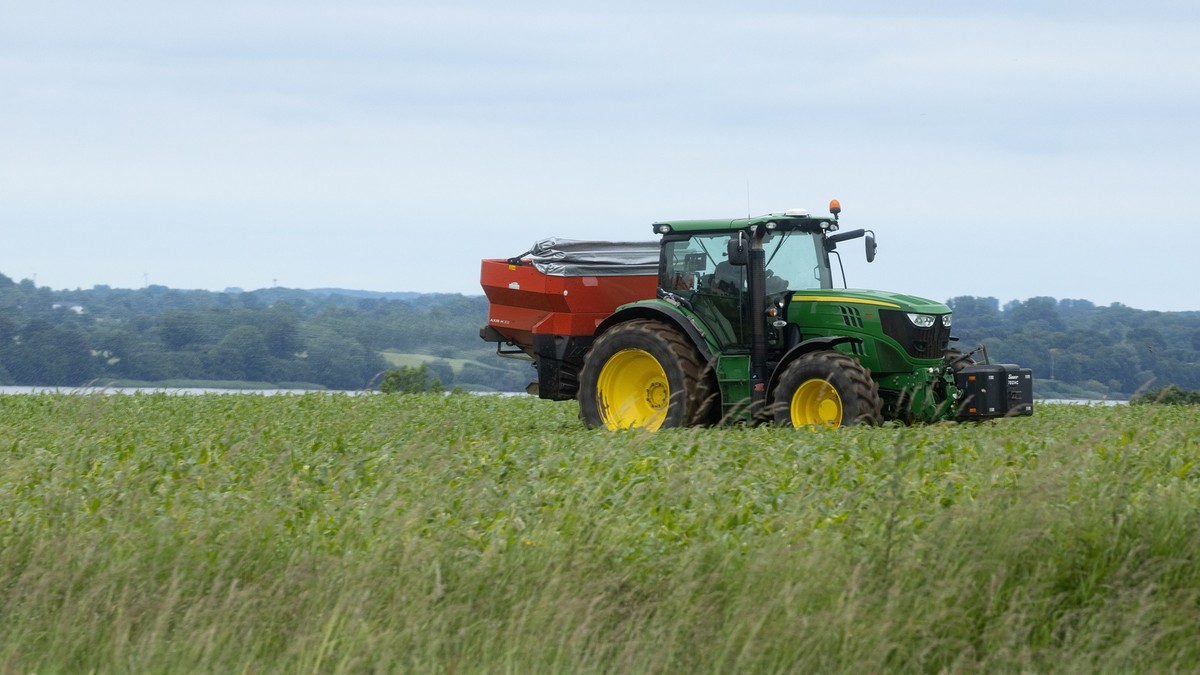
left=1130, top=385, right=1200, bottom=406
left=947, top=296, right=1200, bottom=398
left=0, top=273, right=529, bottom=391
left=3, top=270, right=1198, bottom=397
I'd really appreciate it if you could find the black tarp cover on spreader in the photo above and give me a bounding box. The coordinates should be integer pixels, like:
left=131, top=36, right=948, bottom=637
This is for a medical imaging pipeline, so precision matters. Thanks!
left=511, top=238, right=660, bottom=277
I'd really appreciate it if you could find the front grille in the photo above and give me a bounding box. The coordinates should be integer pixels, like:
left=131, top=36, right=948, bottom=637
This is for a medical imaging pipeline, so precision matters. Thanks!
left=879, top=310, right=951, bottom=359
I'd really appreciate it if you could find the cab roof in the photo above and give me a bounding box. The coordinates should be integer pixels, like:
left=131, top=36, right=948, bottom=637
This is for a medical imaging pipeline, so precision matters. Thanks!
left=651, top=210, right=838, bottom=235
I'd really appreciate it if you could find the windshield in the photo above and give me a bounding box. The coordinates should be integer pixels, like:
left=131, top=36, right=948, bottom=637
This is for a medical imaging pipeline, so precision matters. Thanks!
left=762, top=231, right=829, bottom=292
left=661, top=231, right=830, bottom=348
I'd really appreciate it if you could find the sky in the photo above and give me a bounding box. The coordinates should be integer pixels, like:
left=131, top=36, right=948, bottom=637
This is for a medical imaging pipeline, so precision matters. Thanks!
left=3, top=1, right=1199, bottom=311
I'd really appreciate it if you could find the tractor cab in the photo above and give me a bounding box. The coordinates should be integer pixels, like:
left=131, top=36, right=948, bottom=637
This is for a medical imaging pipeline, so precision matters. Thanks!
left=655, top=207, right=850, bottom=353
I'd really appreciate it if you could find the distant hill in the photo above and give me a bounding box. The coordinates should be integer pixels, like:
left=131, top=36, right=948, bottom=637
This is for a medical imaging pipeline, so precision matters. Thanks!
left=0, top=271, right=530, bottom=391
left=304, top=288, right=446, bottom=301
left=2, top=270, right=1200, bottom=398
left=224, top=287, right=477, bottom=310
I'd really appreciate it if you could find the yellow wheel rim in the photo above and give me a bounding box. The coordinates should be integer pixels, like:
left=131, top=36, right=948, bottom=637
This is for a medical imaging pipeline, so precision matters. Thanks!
left=790, top=379, right=843, bottom=428
left=596, top=349, right=670, bottom=431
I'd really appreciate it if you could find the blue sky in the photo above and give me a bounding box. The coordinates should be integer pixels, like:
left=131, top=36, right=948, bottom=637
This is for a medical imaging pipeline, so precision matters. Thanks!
left=3, top=1, right=1199, bottom=310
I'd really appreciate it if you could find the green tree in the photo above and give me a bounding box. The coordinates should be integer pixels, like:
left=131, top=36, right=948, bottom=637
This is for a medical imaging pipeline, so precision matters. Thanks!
left=303, top=326, right=387, bottom=390
left=92, top=326, right=177, bottom=381
left=1004, top=296, right=1064, bottom=332
left=946, top=296, right=1002, bottom=333
left=1131, top=384, right=1200, bottom=405
left=379, top=364, right=444, bottom=394
left=210, top=325, right=271, bottom=382
left=6, top=321, right=97, bottom=385
left=0, top=314, right=16, bottom=347
left=158, top=311, right=206, bottom=350
left=261, top=303, right=302, bottom=358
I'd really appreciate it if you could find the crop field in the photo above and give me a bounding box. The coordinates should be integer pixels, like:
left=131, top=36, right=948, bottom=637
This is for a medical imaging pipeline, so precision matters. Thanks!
left=1, top=393, right=1198, bottom=673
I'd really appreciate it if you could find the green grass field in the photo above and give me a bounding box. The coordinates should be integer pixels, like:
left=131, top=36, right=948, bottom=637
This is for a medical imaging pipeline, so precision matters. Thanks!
left=1, top=394, right=1198, bottom=672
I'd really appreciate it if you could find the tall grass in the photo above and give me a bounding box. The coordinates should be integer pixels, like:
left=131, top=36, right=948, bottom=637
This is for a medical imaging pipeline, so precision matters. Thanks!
left=1, top=394, right=1197, bottom=672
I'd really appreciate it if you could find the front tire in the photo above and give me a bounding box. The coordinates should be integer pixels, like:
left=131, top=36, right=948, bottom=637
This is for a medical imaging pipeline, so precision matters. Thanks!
left=578, top=319, right=703, bottom=430
left=771, top=351, right=883, bottom=428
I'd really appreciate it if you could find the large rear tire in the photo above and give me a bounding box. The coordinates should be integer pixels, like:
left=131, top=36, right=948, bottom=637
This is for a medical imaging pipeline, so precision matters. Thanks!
left=771, top=351, right=883, bottom=428
left=578, top=319, right=703, bottom=430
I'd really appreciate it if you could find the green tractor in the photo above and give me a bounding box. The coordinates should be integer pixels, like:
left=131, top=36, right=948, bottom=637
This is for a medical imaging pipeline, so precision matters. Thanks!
left=481, top=201, right=1033, bottom=430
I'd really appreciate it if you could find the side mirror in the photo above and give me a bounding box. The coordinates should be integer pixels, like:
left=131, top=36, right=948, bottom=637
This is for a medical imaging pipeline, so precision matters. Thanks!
left=726, top=234, right=749, bottom=266
left=866, top=232, right=877, bottom=263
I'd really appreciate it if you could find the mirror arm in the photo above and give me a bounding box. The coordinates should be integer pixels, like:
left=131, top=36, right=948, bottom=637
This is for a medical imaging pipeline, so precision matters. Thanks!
left=825, top=228, right=865, bottom=248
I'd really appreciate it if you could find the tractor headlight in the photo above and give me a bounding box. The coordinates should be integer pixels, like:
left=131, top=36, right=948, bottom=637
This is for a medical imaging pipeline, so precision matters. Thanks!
left=907, top=313, right=936, bottom=328
left=941, top=314, right=952, bottom=328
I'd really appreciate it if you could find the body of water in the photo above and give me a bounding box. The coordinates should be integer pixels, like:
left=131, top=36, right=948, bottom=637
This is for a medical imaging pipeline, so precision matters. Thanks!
left=0, top=385, right=359, bottom=396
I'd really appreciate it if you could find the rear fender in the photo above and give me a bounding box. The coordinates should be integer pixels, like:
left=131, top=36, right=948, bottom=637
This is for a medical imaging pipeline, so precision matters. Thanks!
left=766, top=336, right=863, bottom=402
left=596, top=302, right=716, bottom=364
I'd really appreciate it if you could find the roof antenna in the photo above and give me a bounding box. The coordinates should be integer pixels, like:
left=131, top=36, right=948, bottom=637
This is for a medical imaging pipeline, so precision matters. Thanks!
left=746, top=179, right=751, bottom=219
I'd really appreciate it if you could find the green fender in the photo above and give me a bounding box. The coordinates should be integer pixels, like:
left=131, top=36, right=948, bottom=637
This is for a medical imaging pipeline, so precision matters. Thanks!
left=765, top=336, right=864, bottom=403
left=595, top=300, right=717, bottom=365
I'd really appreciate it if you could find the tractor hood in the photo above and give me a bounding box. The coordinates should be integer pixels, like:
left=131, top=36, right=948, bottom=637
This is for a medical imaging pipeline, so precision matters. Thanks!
left=789, top=289, right=950, bottom=315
